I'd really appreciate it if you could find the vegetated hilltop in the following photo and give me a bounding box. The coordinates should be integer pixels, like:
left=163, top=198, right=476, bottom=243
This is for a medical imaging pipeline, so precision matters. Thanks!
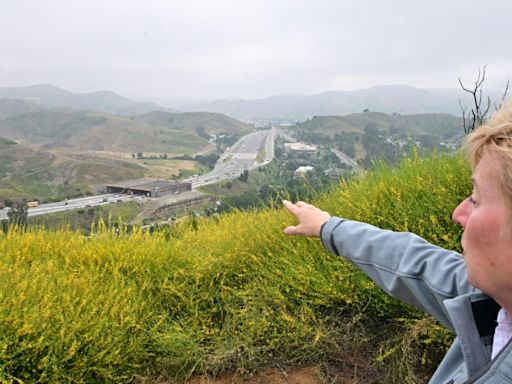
left=0, top=153, right=471, bottom=383
left=292, top=111, right=463, bottom=140
left=132, top=110, right=253, bottom=136
left=0, top=109, right=208, bottom=153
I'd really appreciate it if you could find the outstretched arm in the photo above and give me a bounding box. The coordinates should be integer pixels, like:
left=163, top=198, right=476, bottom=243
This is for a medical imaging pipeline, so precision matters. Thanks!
left=282, top=199, right=474, bottom=329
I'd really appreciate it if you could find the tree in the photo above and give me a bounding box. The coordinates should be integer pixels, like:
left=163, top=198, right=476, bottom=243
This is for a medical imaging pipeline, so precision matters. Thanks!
left=7, top=201, right=28, bottom=229
left=459, top=66, right=510, bottom=133
left=238, top=170, right=249, bottom=182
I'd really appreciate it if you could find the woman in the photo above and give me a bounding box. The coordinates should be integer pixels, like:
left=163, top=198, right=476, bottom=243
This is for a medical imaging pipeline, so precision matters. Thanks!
left=283, top=103, right=512, bottom=383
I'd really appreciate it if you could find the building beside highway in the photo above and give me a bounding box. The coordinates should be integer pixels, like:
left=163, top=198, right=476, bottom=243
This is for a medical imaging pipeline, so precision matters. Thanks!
left=106, top=179, right=191, bottom=197
left=131, top=190, right=215, bottom=225
left=294, top=165, right=315, bottom=177
left=284, top=142, right=318, bottom=155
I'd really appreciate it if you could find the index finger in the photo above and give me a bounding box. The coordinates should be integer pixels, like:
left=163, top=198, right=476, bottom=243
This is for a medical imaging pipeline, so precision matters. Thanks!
left=282, top=200, right=297, bottom=214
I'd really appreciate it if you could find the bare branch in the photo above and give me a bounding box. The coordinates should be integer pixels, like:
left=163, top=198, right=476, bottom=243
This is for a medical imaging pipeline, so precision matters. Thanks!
left=482, top=95, right=491, bottom=121
left=459, top=99, right=469, bottom=133
left=458, top=65, right=505, bottom=133
left=458, top=77, right=473, bottom=93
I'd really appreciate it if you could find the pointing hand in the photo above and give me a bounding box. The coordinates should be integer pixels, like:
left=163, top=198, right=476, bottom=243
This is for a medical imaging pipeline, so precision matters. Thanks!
left=282, top=200, right=331, bottom=237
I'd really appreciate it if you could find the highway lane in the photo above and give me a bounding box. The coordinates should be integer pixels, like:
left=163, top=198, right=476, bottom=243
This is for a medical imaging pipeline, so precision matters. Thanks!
left=0, top=194, right=143, bottom=220
left=190, top=129, right=275, bottom=187
left=331, top=148, right=359, bottom=169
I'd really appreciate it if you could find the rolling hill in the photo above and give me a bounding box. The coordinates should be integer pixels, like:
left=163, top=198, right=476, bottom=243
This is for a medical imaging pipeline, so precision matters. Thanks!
left=0, top=108, right=254, bottom=154
left=132, top=110, right=254, bottom=136
left=0, top=137, right=148, bottom=203
left=0, top=98, right=47, bottom=119
left=292, top=111, right=463, bottom=140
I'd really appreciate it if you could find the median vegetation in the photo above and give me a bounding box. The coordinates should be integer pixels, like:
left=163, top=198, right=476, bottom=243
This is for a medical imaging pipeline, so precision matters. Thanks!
left=0, top=152, right=471, bottom=383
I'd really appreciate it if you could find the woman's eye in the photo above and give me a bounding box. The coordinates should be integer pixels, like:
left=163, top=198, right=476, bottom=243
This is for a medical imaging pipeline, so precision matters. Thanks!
left=468, top=196, right=478, bottom=205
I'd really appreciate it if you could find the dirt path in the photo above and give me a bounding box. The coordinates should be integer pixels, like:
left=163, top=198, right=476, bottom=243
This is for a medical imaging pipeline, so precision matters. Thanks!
left=188, top=367, right=319, bottom=384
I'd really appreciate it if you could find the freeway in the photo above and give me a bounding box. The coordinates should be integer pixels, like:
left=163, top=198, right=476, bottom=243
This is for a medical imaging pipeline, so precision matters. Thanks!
left=190, top=128, right=276, bottom=187
left=0, top=129, right=276, bottom=220
left=0, top=194, right=143, bottom=220
left=0, top=128, right=282, bottom=220
left=0, top=128, right=363, bottom=221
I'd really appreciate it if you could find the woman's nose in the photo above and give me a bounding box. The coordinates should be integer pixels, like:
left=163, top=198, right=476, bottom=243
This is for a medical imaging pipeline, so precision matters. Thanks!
left=452, top=199, right=469, bottom=228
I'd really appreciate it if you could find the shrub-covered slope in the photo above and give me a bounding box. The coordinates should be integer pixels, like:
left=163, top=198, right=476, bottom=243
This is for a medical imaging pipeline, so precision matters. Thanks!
left=0, top=153, right=471, bottom=383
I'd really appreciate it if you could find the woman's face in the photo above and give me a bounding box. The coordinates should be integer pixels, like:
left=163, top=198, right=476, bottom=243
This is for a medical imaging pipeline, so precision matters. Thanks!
left=452, top=152, right=512, bottom=303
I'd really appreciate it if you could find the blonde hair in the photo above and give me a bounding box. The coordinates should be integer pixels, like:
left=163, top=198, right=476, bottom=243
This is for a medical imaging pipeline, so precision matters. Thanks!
left=464, top=101, right=512, bottom=206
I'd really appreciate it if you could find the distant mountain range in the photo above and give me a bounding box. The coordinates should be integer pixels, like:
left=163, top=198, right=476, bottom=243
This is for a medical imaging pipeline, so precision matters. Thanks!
left=0, top=84, right=171, bottom=116
left=1, top=83, right=505, bottom=121
left=177, top=84, right=503, bottom=121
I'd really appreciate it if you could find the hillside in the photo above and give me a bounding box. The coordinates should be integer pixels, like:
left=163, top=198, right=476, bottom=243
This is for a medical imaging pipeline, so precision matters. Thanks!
left=0, top=109, right=253, bottom=153
left=0, top=153, right=470, bottom=383
left=132, top=110, right=254, bottom=136
left=0, top=141, right=201, bottom=204
left=292, top=111, right=463, bottom=139
left=0, top=138, right=147, bottom=203
left=0, top=98, right=46, bottom=119
left=0, top=110, right=197, bottom=152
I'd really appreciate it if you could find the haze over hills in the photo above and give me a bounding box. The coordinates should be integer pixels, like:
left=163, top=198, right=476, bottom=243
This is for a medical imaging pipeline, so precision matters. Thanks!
left=3, top=83, right=505, bottom=122
left=0, top=84, right=171, bottom=116
left=175, top=84, right=505, bottom=121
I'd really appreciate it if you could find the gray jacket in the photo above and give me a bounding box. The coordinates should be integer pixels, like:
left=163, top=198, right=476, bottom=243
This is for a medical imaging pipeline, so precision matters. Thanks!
left=321, top=217, right=512, bottom=383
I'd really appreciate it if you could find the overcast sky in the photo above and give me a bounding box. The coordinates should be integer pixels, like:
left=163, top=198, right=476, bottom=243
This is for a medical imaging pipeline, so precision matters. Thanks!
left=1, top=0, right=511, bottom=101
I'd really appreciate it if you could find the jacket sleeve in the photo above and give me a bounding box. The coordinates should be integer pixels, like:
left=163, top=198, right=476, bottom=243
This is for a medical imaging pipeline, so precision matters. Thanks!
left=320, top=217, right=477, bottom=329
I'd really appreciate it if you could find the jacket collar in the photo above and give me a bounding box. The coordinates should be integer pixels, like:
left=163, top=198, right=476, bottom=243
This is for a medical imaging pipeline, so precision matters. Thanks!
left=444, top=292, right=500, bottom=376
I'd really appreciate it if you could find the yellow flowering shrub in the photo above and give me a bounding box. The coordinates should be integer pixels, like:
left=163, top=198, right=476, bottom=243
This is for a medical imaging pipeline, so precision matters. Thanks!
left=0, top=153, right=471, bottom=382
